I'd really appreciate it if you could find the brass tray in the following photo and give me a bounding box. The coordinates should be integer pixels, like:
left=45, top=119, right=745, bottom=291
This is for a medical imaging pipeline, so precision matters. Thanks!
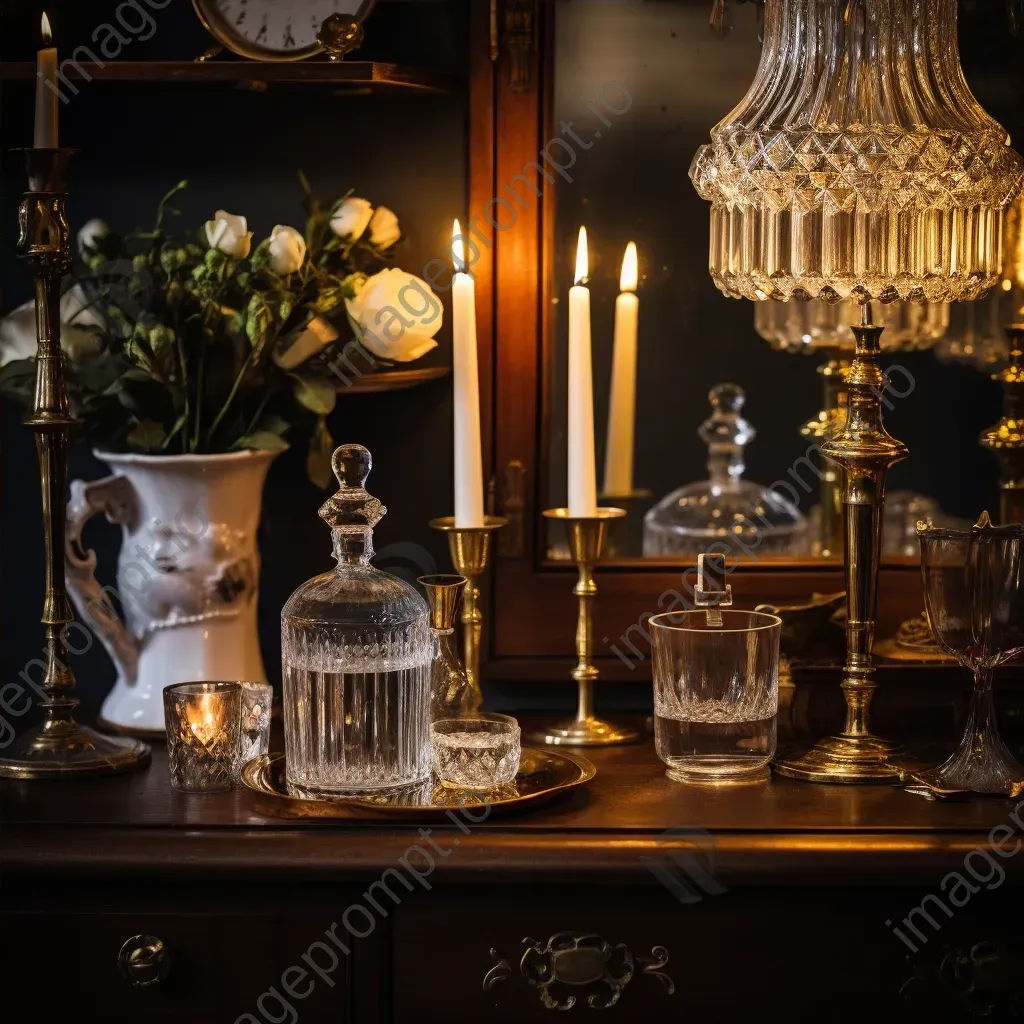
left=240, top=747, right=596, bottom=822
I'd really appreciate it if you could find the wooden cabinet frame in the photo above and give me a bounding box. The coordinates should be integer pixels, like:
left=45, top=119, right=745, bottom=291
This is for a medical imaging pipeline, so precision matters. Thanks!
left=469, top=3, right=922, bottom=684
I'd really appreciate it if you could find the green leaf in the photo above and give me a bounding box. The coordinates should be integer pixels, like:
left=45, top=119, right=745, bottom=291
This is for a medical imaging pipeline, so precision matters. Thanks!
left=306, top=416, right=334, bottom=489
left=127, top=418, right=166, bottom=452
left=291, top=375, right=336, bottom=416
left=255, top=413, right=290, bottom=437
left=246, top=294, right=274, bottom=354
left=230, top=431, right=290, bottom=453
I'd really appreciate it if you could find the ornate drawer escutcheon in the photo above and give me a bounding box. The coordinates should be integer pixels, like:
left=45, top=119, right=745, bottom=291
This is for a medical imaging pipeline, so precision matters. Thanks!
left=118, top=933, right=170, bottom=988
left=483, top=932, right=674, bottom=1010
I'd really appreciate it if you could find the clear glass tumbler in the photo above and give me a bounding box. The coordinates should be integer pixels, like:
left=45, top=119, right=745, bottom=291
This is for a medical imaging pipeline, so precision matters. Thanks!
left=650, top=610, right=781, bottom=783
left=163, top=681, right=242, bottom=793
left=239, top=681, right=274, bottom=766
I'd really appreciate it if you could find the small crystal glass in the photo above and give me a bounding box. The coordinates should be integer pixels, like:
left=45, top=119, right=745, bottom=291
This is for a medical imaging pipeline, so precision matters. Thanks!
left=650, top=610, right=781, bottom=783
left=163, top=682, right=242, bottom=793
left=430, top=713, right=522, bottom=789
left=239, top=681, right=273, bottom=766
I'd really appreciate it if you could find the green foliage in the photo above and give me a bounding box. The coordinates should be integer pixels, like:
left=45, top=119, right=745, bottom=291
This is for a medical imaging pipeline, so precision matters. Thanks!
left=0, top=178, right=403, bottom=488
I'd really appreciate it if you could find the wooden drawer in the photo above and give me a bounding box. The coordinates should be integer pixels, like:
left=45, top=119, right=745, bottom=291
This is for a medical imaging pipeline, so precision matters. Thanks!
left=0, top=905, right=359, bottom=1024
left=393, top=884, right=1024, bottom=1022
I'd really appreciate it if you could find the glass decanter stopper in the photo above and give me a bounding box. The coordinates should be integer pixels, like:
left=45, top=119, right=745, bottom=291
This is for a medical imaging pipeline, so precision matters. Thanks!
left=418, top=574, right=476, bottom=721
left=281, top=443, right=431, bottom=796
left=643, top=383, right=809, bottom=557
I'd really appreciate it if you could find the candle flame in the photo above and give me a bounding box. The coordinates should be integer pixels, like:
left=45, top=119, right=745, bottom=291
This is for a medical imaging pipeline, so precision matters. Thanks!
left=41, top=11, right=52, bottom=44
left=574, top=227, right=588, bottom=285
left=620, top=242, right=638, bottom=292
left=452, top=218, right=465, bottom=274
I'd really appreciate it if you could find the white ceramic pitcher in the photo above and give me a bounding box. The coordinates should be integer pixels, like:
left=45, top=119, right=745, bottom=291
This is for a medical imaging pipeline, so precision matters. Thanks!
left=65, top=449, right=277, bottom=733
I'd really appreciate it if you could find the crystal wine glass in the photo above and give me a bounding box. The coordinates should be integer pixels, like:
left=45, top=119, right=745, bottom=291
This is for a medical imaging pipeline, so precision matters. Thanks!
left=917, top=513, right=1024, bottom=794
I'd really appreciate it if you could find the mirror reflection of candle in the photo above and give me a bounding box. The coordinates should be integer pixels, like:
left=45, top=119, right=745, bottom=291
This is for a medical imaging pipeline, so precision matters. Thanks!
left=188, top=693, right=219, bottom=746
left=603, top=242, right=640, bottom=497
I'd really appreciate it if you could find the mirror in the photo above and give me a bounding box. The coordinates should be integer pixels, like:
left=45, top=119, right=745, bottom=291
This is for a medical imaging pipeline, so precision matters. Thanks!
left=542, top=0, right=1011, bottom=564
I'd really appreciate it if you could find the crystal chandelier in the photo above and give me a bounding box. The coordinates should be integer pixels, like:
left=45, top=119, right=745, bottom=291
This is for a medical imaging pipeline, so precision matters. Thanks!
left=691, top=0, right=1024, bottom=304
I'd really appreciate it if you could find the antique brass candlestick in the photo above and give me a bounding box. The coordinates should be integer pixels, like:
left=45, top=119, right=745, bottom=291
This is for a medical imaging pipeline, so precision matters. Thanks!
left=980, top=326, right=1024, bottom=525
left=533, top=507, right=638, bottom=747
left=429, top=515, right=507, bottom=711
left=0, top=149, right=149, bottom=779
left=776, top=307, right=907, bottom=784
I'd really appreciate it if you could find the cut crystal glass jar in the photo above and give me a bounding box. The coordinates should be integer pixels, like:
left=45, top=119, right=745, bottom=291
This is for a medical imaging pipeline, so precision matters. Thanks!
left=281, top=444, right=431, bottom=796
left=691, top=0, right=1024, bottom=303
left=644, top=384, right=809, bottom=557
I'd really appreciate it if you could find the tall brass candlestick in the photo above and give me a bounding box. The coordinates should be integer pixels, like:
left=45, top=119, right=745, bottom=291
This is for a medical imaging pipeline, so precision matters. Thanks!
left=533, top=507, right=638, bottom=747
left=429, top=515, right=506, bottom=711
left=0, top=149, right=150, bottom=779
left=776, top=307, right=907, bottom=783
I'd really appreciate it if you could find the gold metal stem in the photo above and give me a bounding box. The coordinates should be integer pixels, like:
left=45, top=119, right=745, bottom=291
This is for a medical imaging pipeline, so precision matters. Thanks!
left=775, top=312, right=907, bottom=784
left=801, top=353, right=849, bottom=558
left=0, top=149, right=149, bottom=779
left=532, top=508, right=637, bottom=747
left=429, top=515, right=507, bottom=711
left=980, top=326, right=1024, bottom=525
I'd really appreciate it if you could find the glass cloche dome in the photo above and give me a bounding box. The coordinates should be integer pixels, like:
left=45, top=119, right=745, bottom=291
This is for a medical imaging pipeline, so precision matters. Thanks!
left=643, top=384, right=809, bottom=557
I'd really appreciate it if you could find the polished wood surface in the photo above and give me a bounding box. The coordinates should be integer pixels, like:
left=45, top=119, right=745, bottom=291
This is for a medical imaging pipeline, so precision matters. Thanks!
left=3, top=717, right=1022, bottom=883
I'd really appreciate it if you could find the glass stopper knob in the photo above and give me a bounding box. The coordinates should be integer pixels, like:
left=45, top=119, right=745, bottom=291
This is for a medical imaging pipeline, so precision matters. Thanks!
left=700, top=383, right=755, bottom=449
left=318, top=443, right=386, bottom=530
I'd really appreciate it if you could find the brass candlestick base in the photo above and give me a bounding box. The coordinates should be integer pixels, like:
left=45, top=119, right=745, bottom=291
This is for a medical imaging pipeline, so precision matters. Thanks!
left=429, top=515, right=507, bottom=711
left=532, top=508, right=638, bottom=747
left=0, top=149, right=150, bottom=780
left=775, top=310, right=907, bottom=785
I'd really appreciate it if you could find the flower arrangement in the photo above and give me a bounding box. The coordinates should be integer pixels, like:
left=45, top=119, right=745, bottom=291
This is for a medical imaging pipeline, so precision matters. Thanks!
left=0, top=178, right=442, bottom=487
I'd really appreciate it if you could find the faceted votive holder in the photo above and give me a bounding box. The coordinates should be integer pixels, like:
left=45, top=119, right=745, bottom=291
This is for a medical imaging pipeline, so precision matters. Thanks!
left=430, top=713, right=521, bottom=789
left=239, top=681, right=274, bottom=765
left=163, top=682, right=242, bottom=793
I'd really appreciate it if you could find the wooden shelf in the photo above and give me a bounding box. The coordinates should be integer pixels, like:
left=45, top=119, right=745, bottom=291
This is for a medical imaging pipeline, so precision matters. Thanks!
left=0, top=61, right=456, bottom=94
left=334, top=364, right=449, bottom=395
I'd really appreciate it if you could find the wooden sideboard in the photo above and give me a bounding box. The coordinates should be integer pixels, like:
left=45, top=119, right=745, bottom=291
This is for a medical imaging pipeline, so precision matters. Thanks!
left=3, top=716, right=1024, bottom=1023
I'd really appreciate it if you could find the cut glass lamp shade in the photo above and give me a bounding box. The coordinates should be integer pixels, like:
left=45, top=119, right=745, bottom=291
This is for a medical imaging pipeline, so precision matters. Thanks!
left=691, top=0, right=1024, bottom=304
left=940, top=196, right=1024, bottom=368
left=755, top=298, right=948, bottom=354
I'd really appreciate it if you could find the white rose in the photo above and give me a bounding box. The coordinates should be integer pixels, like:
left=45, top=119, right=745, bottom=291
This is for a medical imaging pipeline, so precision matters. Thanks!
left=267, top=224, right=306, bottom=275
left=367, top=205, right=401, bottom=249
left=272, top=316, right=339, bottom=370
left=77, top=218, right=110, bottom=256
left=204, top=209, right=252, bottom=259
left=0, top=284, right=103, bottom=367
left=345, top=268, right=442, bottom=363
left=329, top=197, right=373, bottom=241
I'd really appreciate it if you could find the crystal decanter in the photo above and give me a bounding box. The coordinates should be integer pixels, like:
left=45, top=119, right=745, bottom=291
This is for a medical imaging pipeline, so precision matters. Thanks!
left=281, top=444, right=431, bottom=796
left=644, top=383, right=808, bottom=557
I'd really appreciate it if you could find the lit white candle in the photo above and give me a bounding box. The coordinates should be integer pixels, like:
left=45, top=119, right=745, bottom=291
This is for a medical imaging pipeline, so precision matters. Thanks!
left=602, top=242, right=640, bottom=497
left=34, top=13, right=58, bottom=149
left=568, top=227, right=597, bottom=517
left=452, top=219, right=485, bottom=528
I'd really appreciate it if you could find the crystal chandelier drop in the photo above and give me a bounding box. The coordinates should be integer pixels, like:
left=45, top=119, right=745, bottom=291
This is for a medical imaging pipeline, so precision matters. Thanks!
left=691, top=0, right=1024, bottom=304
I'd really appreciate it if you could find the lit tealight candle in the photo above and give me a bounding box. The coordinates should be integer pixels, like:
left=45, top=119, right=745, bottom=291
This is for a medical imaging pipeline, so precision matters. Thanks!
left=452, top=219, right=485, bottom=528
left=568, top=227, right=597, bottom=517
left=602, top=242, right=640, bottom=497
left=188, top=693, right=219, bottom=747
left=34, top=13, right=58, bottom=149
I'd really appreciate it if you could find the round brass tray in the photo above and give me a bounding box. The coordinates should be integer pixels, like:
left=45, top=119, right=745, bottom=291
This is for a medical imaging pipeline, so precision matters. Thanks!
left=240, top=747, right=596, bottom=822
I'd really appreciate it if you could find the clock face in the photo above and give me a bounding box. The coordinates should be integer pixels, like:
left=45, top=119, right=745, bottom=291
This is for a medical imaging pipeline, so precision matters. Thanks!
left=194, top=0, right=373, bottom=61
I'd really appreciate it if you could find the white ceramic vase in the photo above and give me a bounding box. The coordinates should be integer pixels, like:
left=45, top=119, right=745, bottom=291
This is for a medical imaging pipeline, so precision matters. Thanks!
left=65, top=449, right=278, bottom=734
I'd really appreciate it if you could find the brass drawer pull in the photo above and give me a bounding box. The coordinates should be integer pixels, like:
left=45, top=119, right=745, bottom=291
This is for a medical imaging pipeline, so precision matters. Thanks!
left=483, top=932, right=674, bottom=1010
left=118, top=934, right=170, bottom=988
